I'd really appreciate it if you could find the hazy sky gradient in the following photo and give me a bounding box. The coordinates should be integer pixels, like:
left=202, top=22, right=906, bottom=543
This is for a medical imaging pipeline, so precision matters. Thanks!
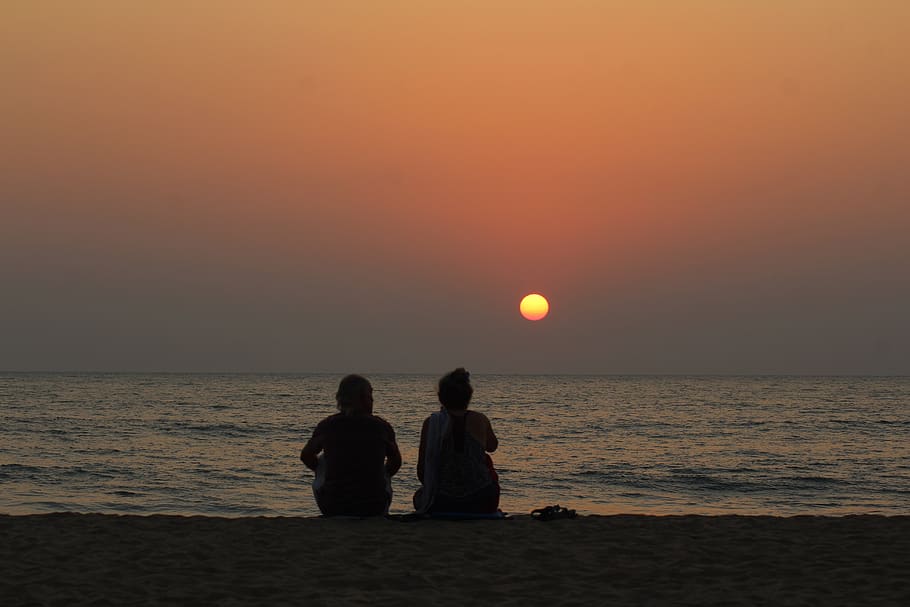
left=2, top=2, right=908, bottom=373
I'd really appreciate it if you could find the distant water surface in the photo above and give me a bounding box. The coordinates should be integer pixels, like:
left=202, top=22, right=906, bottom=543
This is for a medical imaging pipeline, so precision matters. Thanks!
left=1, top=374, right=908, bottom=516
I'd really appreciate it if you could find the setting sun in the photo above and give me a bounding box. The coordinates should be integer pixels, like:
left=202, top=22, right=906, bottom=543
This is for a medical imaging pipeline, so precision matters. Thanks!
left=520, top=293, right=549, bottom=321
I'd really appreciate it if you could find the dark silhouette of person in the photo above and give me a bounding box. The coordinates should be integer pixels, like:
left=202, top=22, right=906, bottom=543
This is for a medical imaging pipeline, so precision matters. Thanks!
left=414, top=368, right=500, bottom=513
left=301, top=374, right=402, bottom=516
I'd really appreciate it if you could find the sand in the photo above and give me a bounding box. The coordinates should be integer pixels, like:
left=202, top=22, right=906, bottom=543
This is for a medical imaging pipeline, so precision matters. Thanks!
left=1, top=513, right=908, bottom=606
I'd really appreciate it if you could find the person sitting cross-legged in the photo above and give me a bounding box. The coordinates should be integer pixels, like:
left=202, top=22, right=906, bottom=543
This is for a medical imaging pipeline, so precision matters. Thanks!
left=301, top=374, right=402, bottom=517
left=413, top=368, right=500, bottom=514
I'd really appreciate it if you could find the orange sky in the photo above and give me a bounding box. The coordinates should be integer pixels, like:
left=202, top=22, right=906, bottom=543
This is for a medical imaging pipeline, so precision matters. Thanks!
left=2, top=2, right=908, bottom=372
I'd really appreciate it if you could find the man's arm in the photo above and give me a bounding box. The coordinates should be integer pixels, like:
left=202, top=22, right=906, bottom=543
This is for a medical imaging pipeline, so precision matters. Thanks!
left=385, top=439, right=402, bottom=477
left=300, top=434, right=324, bottom=471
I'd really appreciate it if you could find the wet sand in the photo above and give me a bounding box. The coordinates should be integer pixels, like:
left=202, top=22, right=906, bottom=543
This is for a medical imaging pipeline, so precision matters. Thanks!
left=2, top=513, right=908, bottom=606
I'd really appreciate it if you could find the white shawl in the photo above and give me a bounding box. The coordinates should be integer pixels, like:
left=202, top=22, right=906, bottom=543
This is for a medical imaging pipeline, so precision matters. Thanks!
left=414, top=409, right=450, bottom=514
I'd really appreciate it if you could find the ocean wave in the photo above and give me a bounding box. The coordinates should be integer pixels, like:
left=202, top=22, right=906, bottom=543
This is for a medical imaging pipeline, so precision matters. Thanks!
left=4, top=373, right=909, bottom=516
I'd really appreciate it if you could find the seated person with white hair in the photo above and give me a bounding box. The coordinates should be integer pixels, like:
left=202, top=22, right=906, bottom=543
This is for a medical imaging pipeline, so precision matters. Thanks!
left=301, top=374, right=402, bottom=516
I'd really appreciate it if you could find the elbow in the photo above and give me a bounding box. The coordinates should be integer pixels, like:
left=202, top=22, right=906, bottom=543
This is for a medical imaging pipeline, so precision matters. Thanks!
left=300, top=450, right=317, bottom=470
left=387, top=456, right=402, bottom=477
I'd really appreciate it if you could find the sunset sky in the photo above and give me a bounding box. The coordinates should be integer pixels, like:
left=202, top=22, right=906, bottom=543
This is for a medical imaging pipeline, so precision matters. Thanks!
left=2, top=2, right=908, bottom=374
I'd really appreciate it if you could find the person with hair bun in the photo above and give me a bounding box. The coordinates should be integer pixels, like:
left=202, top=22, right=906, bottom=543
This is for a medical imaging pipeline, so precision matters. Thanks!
left=413, top=368, right=500, bottom=514
left=301, top=374, right=402, bottom=516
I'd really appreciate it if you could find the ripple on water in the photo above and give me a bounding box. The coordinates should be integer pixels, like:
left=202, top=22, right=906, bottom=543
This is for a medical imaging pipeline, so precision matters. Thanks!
left=2, top=373, right=909, bottom=516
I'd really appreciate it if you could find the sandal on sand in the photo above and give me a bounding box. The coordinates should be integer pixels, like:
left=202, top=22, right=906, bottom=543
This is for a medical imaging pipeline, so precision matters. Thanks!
left=531, top=504, right=577, bottom=521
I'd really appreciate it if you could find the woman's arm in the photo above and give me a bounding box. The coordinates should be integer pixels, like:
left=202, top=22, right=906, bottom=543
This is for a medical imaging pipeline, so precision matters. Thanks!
left=416, top=417, right=429, bottom=483
left=485, top=416, right=498, bottom=453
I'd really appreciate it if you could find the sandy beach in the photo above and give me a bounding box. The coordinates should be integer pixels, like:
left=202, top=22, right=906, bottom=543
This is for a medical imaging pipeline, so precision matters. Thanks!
left=2, top=513, right=908, bottom=606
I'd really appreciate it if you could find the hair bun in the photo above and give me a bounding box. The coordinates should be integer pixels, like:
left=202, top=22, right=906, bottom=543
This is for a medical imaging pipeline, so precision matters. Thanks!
left=452, top=367, right=470, bottom=382
left=438, top=367, right=474, bottom=409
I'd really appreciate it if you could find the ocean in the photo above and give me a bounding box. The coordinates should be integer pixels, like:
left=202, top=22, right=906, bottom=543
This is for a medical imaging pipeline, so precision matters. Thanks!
left=1, top=373, right=907, bottom=517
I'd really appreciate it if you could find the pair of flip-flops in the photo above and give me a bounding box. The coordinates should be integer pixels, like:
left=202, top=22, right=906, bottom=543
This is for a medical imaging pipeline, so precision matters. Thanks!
left=531, top=504, right=577, bottom=521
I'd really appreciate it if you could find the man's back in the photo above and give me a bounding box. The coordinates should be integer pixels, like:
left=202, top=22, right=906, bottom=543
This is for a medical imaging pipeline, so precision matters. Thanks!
left=314, top=413, right=395, bottom=515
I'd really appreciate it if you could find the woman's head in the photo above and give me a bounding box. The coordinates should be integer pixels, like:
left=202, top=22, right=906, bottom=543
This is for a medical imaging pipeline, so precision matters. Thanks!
left=438, top=368, right=473, bottom=411
left=336, top=374, right=373, bottom=415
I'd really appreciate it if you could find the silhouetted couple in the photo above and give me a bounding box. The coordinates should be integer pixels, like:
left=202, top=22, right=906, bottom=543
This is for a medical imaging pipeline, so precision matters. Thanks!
left=299, top=369, right=500, bottom=517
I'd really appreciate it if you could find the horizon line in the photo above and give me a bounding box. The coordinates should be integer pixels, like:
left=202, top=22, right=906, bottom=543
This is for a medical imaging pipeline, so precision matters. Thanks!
left=2, top=370, right=908, bottom=378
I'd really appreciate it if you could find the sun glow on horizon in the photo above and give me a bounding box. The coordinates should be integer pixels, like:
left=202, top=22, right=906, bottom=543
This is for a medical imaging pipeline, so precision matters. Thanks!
left=520, top=293, right=549, bottom=321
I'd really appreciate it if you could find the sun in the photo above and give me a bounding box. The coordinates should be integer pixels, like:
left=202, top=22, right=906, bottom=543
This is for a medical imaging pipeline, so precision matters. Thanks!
left=519, top=293, right=549, bottom=321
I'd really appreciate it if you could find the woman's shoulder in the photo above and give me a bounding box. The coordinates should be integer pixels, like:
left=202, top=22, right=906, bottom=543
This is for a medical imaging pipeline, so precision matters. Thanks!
left=468, top=409, right=491, bottom=422
left=422, top=409, right=447, bottom=424
left=466, top=410, right=493, bottom=429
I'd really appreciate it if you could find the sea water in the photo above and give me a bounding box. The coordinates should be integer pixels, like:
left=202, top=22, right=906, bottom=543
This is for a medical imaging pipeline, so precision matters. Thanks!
left=1, top=373, right=908, bottom=517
